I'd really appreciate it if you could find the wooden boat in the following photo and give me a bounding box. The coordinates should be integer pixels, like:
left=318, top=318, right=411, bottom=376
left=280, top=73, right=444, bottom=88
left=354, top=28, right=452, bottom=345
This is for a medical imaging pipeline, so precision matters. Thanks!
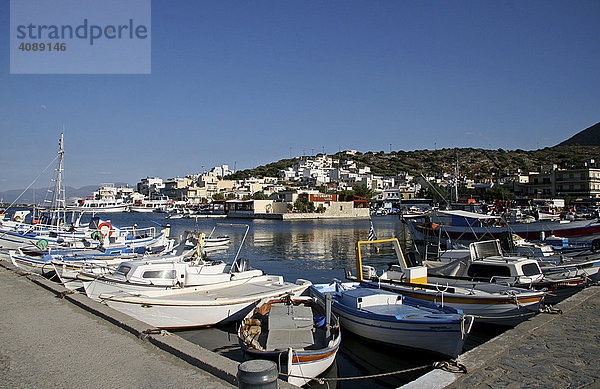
left=311, top=282, right=472, bottom=358
left=99, top=277, right=312, bottom=329
left=238, top=295, right=341, bottom=387
left=348, top=238, right=546, bottom=326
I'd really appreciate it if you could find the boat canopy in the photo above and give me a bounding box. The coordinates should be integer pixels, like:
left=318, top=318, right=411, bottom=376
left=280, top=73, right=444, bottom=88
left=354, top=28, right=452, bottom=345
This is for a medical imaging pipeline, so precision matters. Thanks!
left=437, top=210, right=501, bottom=220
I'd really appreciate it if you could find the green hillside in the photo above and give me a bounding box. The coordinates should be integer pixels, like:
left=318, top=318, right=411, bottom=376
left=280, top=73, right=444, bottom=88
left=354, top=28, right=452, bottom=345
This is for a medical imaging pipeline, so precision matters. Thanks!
left=227, top=145, right=600, bottom=181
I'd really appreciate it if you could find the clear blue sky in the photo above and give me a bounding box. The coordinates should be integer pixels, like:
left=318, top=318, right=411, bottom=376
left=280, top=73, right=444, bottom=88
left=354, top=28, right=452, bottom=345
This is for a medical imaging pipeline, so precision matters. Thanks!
left=1, top=0, right=599, bottom=191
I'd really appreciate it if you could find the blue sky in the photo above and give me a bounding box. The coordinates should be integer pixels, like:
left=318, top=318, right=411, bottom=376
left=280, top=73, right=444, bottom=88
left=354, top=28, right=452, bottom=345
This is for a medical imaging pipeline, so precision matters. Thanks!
left=1, top=0, right=599, bottom=191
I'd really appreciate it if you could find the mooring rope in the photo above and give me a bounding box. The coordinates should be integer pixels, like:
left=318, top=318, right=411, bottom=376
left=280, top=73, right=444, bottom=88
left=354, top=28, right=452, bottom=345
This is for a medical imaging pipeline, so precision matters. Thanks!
left=279, top=359, right=468, bottom=384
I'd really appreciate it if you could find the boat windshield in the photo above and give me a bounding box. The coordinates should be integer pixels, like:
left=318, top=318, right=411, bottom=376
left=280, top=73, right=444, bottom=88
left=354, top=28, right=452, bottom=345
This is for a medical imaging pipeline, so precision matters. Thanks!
left=467, top=264, right=511, bottom=278
left=142, top=270, right=176, bottom=279
left=521, top=263, right=542, bottom=276
left=115, top=265, right=132, bottom=276
left=471, top=241, right=501, bottom=260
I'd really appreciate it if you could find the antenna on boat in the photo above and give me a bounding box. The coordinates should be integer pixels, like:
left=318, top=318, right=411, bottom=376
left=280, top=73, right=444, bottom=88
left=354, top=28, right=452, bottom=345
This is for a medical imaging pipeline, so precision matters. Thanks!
left=215, top=223, right=250, bottom=273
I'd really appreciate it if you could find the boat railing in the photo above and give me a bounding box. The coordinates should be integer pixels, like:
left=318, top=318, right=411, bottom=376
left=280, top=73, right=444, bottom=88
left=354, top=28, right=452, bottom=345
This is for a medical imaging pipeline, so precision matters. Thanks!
left=117, top=225, right=158, bottom=238
left=15, top=221, right=76, bottom=236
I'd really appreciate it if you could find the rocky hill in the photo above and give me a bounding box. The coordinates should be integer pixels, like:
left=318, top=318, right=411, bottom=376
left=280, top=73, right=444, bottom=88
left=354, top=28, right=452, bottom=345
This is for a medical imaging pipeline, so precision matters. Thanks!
left=228, top=145, right=600, bottom=181
left=558, top=122, right=600, bottom=146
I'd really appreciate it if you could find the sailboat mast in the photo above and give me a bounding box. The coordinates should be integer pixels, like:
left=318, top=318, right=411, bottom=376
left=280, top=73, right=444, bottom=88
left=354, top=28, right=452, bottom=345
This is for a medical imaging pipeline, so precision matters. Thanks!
left=454, top=152, right=459, bottom=203
left=52, top=132, right=66, bottom=225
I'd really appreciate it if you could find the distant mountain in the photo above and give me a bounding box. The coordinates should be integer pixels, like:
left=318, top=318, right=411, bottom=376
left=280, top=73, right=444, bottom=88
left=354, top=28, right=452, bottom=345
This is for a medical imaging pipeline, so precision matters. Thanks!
left=558, top=122, right=600, bottom=146
left=0, top=183, right=132, bottom=205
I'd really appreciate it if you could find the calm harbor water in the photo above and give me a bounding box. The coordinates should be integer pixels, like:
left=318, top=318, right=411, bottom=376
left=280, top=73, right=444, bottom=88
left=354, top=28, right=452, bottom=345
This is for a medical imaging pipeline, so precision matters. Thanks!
left=75, top=212, right=501, bottom=388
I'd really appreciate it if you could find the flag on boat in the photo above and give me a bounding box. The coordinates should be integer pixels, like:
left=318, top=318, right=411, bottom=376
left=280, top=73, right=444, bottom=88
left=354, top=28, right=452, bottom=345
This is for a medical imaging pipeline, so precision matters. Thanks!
left=368, top=218, right=376, bottom=241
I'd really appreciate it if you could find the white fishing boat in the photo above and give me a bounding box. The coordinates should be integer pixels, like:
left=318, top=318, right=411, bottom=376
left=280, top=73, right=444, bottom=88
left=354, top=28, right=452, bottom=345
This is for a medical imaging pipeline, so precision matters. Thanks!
left=348, top=238, right=546, bottom=326
left=9, top=246, right=142, bottom=278
left=68, top=197, right=130, bottom=213
left=238, top=295, right=341, bottom=387
left=82, top=228, right=246, bottom=299
left=129, top=197, right=171, bottom=213
left=99, top=277, right=312, bottom=329
left=425, top=240, right=595, bottom=304
left=311, top=281, right=472, bottom=358
left=406, top=209, right=600, bottom=243
left=82, top=253, right=254, bottom=299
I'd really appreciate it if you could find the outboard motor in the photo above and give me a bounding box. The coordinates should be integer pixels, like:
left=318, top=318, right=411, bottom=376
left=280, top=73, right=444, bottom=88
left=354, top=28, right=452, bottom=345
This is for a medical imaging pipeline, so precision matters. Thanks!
left=233, top=258, right=250, bottom=272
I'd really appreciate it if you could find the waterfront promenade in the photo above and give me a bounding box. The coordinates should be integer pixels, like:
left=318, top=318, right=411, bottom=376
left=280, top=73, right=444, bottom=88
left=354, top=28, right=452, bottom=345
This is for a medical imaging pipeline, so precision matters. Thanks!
left=406, top=284, right=600, bottom=388
left=0, top=263, right=235, bottom=389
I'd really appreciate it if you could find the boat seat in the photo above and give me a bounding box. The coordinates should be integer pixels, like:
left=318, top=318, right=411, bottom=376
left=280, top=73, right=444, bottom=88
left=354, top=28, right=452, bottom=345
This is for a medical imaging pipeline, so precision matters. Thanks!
left=266, top=304, right=314, bottom=350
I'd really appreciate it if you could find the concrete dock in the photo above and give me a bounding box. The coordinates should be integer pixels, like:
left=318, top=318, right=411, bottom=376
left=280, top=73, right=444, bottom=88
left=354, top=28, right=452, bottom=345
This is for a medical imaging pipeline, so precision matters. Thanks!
left=0, top=264, right=237, bottom=388
left=405, top=284, right=600, bottom=389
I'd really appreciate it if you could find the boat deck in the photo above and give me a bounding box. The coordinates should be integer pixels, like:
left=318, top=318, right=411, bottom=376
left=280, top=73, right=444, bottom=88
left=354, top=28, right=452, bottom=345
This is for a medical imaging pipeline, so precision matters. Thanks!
left=106, top=276, right=307, bottom=305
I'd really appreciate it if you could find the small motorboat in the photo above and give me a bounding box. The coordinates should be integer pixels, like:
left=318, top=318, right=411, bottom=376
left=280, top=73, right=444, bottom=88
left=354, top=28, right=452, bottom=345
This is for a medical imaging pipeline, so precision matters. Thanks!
left=311, top=281, right=473, bottom=358
left=238, top=295, right=341, bottom=387
left=99, top=277, right=312, bottom=329
left=349, top=238, right=546, bottom=326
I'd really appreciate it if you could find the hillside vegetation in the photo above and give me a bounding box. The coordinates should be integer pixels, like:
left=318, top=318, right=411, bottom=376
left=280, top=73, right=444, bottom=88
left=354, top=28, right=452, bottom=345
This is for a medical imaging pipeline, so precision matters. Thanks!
left=227, top=146, right=600, bottom=181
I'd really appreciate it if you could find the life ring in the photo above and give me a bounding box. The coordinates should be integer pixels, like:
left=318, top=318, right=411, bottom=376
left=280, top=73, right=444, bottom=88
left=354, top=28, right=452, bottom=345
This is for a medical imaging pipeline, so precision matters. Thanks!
left=36, top=239, right=49, bottom=250
left=98, top=222, right=114, bottom=238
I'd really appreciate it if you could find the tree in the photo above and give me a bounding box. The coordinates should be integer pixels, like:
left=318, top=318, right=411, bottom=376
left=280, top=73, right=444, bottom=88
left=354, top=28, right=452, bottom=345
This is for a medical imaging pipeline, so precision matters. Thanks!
left=212, top=193, right=224, bottom=200
left=293, top=196, right=315, bottom=213
left=253, top=192, right=269, bottom=200
left=353, top=184, right=373, bottom=200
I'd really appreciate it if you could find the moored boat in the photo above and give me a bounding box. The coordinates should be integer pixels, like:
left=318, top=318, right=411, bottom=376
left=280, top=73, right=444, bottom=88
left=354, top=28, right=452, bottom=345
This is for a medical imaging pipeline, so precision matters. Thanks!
left=311, top=281, right=472, bottom=358
left=424, top=239, right=595, bottom=304
left=99, top=277, right=312, bottom=329
left=348, top=238, right=546, bottom=326
left=238, top=295, right=341, bottom=387
left=406, top=209, right=600, bottom=243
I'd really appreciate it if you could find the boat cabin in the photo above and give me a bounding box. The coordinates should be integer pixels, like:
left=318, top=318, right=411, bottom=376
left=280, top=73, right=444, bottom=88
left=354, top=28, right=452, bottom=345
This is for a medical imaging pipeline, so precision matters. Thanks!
left=427, top=240, right=544, bottom=286
left=110, top=258, right=230, bottom=287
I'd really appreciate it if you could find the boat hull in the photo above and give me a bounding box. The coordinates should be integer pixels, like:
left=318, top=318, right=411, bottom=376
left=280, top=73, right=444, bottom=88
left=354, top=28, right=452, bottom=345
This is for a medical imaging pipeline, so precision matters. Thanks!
left=361, top=279, right=544, bottom=326
left=100, top=277, right=311, bottom=329
left=411, top=219, right=600, bottom=242
left=311, top=283, right=472, bottom=358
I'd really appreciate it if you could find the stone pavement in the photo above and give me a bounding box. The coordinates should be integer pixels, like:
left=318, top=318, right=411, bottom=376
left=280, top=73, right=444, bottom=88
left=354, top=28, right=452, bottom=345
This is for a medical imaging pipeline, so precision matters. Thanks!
left=0, top=264, right=235, bottom=389
left=449, top=285, right=600, bottom=388
left=405, top=285, right=600, bottom=388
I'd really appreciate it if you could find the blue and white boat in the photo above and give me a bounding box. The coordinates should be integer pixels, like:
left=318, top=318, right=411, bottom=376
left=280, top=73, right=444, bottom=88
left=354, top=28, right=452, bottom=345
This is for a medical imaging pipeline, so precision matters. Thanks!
left=0, top=134, right=172, bottom=255
left=310, top=282, right=474, bottom=358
